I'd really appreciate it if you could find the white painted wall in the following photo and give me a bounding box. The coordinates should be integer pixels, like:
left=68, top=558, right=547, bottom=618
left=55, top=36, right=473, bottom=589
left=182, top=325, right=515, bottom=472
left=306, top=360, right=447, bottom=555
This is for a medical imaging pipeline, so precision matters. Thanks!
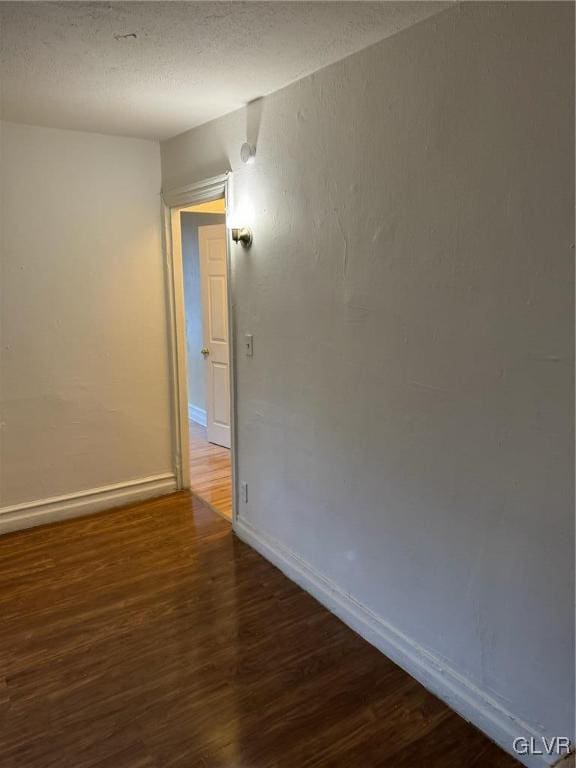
left=0, top=121, right=173, bottom=520
left=162, top=3, right=574, bottom=763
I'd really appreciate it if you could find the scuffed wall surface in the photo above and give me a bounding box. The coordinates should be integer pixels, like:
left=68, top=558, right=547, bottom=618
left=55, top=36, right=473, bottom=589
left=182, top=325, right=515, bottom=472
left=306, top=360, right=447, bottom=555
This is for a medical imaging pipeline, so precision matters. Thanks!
left=1, top=122, right=172, bottom=505
left=162, top=2, right=574, bottom=744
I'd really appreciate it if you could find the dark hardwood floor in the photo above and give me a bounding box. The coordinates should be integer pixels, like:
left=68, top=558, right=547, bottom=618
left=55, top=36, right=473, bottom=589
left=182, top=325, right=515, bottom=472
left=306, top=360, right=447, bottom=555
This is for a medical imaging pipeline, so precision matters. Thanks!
left=188, top=421, right=232, bottom=520
left=0, top=493, right=520, bottom=768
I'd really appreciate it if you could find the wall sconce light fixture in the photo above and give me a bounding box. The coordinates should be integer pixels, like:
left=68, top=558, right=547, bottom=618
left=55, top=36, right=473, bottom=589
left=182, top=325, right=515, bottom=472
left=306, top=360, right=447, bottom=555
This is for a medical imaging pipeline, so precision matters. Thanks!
left=229, top=196, right=254, bottom=248
left=231, top=227, right=253, bottom=247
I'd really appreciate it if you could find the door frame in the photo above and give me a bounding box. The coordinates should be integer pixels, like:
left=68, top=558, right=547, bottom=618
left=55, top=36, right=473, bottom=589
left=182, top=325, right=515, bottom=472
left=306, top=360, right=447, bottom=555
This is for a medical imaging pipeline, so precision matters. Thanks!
left=161, top=172, right=238, bottom=522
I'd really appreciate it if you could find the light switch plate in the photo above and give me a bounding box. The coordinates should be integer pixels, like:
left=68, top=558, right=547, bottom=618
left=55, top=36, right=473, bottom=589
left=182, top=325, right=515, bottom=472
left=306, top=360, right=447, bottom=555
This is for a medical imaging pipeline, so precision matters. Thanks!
left=245, top=334, right=253, bottom=357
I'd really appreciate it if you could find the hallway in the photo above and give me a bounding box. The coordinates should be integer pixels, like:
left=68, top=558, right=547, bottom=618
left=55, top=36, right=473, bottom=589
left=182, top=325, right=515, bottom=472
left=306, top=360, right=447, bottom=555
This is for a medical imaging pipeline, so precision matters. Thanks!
left=188, top=420, right=232, bottom=520
left=0, top=493, right=520, bottom=768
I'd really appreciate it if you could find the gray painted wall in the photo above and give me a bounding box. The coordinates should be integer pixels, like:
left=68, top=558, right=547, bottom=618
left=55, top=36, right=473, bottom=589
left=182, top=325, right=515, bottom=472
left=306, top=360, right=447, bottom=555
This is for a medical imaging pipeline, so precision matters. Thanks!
left=161, top=2, right=574, bottom=759
left=181, top=212, right=226, bottom=416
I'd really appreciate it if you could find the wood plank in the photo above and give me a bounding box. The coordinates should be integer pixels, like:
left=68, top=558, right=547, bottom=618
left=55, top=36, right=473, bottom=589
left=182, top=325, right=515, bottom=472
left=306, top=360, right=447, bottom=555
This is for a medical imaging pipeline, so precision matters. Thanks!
left=188, top=421, right=232, bottom=520
left=0, top=492, right=521, bottom=768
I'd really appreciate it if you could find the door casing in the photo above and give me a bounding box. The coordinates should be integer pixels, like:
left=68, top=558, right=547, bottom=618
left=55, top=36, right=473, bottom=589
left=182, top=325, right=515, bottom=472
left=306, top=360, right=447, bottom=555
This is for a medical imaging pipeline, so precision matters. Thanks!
left=161, top=173, right=238, bottom=522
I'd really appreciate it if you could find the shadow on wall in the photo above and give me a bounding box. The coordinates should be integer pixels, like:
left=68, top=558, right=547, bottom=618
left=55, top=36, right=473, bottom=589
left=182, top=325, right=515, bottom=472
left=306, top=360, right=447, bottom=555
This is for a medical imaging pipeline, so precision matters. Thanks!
left=246, top=97, right=264, bottom=152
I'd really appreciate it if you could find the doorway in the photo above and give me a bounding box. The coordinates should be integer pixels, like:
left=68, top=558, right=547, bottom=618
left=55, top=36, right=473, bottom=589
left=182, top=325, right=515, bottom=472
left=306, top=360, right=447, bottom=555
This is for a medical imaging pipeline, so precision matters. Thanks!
left=166, top=188, right=234, bottom=522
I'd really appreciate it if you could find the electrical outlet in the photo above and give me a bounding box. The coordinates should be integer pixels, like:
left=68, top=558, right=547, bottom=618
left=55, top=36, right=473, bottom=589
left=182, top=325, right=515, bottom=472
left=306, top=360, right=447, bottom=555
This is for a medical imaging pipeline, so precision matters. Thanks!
left=241, top=481, right=248, bottom=503
left=245, top=334, right=253, bottom=357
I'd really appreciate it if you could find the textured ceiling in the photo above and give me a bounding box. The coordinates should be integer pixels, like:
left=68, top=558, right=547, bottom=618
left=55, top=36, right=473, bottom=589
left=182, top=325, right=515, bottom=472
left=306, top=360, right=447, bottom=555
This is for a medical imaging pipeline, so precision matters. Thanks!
left=0, top=1, right=452, bottom=141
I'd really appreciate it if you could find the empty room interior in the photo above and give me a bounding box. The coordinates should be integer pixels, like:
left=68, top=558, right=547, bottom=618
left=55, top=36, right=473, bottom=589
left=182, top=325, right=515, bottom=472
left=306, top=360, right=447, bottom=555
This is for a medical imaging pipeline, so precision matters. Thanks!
left=0, top=2, right=573, bottom=768
left=180, top=197, right=233, bottom=519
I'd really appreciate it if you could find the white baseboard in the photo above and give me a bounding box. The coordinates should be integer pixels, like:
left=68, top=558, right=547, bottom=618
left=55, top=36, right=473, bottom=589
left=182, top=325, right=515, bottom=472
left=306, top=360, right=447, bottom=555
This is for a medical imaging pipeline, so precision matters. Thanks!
left=188, top=404, right=207, bottom=427
left=234, top=517, right=561, bottom=768
left=0, top=473, right=177, bottom=535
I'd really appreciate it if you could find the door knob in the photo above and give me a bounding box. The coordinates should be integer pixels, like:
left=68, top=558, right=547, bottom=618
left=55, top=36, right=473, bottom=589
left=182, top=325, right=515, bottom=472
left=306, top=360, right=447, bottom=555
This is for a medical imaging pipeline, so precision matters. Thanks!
left=201, top=347, right=210, bottom=357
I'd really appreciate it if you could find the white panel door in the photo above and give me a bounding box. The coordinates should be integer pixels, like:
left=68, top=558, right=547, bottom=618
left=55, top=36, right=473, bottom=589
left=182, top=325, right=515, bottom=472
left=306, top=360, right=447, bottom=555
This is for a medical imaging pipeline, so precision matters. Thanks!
left=199, top=224, right=231, bottom=448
